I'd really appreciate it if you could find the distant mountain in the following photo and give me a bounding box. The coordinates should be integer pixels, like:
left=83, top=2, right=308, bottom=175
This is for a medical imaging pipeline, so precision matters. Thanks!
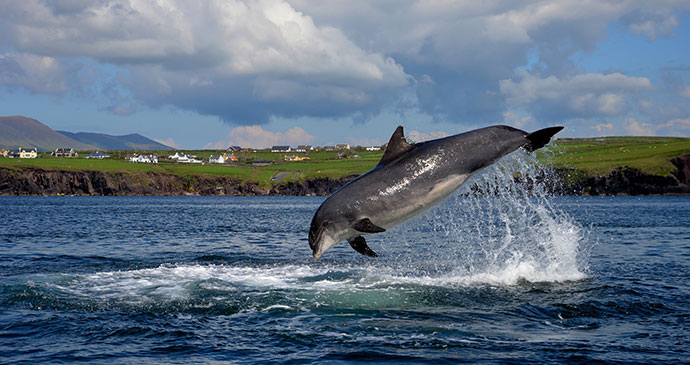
left=0, top=116, right=98, bottom=151
left=0, top=115, right=173, bottom=151
left=58, top=131, right=173, bottom=151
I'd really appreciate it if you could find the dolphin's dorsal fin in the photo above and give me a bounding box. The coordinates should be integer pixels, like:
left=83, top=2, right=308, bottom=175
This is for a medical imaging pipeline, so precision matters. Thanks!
left=352, top=218, right=386, bottom=233
left=378, top=126, right=414, bottom=166
left=348, top=236, right=378, bottom=257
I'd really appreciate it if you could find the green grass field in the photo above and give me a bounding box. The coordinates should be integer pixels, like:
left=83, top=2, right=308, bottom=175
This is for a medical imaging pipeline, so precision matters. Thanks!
left=546, top=136, right=690, bottom=176
left=2, top=137, right=689, bottom=183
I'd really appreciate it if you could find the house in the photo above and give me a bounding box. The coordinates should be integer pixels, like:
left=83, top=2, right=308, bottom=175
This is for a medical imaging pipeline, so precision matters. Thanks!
left=0, top=149, right=8, bottom=157
left=335, top=144, right=350, bottom=150
left=271, top=146, right=291, bottom=153
left=169, top=152, right=186, bottom=160
left=18, top=148, right=37, bottom=159
left=52, top=148, right=77, bottom=157
left=86, top=151, right=110, bottom=159
left=366, top=146, right=381, bottom=151
left=227, top=146, right=243, bottom=152
left=323, top=146, right=336, bottom=151
left=295, top=145, right=312, bottom=152
left=284, top=155, right=310, bottom=161
left=209, top=155, right=225, bottom=164
left=225, top=154, right=239, bottom=162
left=169, top=152, right=201, bottom=163
left=129, top=154, right=158, bottom=163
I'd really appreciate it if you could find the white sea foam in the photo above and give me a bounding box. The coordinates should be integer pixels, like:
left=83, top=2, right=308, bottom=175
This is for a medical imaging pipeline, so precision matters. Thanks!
left=44, top=150, right=587, bottom=308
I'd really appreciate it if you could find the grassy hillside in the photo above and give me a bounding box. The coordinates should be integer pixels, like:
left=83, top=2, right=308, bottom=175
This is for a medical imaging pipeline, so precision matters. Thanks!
left=546, top=136, right=690, bottom=176
left=0, top=149, right=383, bottom=186
left=2, top=137, right=689, bottom=185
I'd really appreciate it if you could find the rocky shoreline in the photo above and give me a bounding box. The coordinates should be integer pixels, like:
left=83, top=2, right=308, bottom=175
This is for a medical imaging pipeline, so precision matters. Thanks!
left=1, top=155, right=689, bottom=196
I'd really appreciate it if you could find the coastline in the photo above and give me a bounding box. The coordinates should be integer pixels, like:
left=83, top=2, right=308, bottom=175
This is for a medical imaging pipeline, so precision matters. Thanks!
left=2, top=157, right=689, bottom=196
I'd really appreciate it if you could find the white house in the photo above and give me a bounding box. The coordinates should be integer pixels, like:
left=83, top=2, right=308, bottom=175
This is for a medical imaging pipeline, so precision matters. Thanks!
left=18, top=148, right=37, bottom=159
left=335, top=144, right=350, bottom=150
left=130, top=154, right=158, bottom=163
left=86, top=151, right=110, bottom=159
left=366, top=146, right=381, bottom=151
left=169, top=152, right=201, bottom=163
left=169, top=152, right=186, bottom=160
left=209, top=155, right=225, bottom=164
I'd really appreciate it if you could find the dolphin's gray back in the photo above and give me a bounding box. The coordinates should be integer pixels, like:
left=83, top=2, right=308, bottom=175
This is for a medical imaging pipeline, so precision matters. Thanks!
left=327, top=126, right=531, bottom=228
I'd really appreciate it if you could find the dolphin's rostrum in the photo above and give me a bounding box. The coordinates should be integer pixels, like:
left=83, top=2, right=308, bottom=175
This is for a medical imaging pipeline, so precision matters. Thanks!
left=308, top=124, right=563, bottom=259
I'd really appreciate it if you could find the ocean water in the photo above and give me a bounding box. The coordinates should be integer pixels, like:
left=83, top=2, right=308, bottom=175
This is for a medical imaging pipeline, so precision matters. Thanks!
left=1, top=162, right=689, bottom=363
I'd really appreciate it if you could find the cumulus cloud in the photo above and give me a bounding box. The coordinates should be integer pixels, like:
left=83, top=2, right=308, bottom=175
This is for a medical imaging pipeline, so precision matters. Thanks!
left=661, top=118, right=690, bottom=130
left=0, top=53, right=69, bottom=94
left=625, top=118, right=656, bottom=136
left=154, top=138, right=180, bottom=149
left=0, top=0, right=689, bottom=135
left=500, top=70, right=654, bottom=120
left=623, top=117, right=690, bottom=137
left=205, top=125, right=315, bottom=149
left=503, top=111, right=536, bottom=129
left=622, top=8, right=680, bottom=40
left=592, top=123, right=615, bottom=133
left=1, top=0, right=408, bottom=123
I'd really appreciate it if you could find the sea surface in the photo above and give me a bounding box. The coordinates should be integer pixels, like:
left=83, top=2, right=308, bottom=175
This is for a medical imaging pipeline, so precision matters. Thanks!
left=1, top=165, right=689, bottom=363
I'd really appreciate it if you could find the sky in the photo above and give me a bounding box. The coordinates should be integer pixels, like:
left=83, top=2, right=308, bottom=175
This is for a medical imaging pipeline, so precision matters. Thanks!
left=1, top=0, right=690, bottom=149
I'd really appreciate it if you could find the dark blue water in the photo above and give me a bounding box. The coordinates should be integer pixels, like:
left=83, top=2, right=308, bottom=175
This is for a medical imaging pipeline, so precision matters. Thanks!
left=1, top=192, right=689, bottom=363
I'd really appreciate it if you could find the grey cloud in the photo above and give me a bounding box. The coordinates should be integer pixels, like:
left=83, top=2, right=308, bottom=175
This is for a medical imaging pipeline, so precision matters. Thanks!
left=0, top=53, right=69, bottom=94
left=500, top=70, right=654, bottom=120
left=1, top=0, right=689, bottom=129
left=0, top=0, right=409, bottom=123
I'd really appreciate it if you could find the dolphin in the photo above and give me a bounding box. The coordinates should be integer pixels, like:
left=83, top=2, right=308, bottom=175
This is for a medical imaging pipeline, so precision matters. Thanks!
left=308, top=124, right=563, bottom=259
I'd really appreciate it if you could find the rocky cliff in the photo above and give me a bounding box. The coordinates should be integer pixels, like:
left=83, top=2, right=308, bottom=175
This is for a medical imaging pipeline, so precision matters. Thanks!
left=1, top=155, right=689, bottom=196
left=0, top=167, right=355, bottom=196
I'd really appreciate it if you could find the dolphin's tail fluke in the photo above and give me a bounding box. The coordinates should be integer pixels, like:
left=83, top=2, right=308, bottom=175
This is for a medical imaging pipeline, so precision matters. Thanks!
left=524, top=126, right=564, bottom=152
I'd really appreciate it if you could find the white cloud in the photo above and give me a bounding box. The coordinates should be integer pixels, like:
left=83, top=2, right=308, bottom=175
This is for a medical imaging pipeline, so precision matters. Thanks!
left=623, top=8, right=679, bottom=41
left=1, top=0, right=689, bottom=132
left=661, top=118, right=690, bottom=130
left=500, top=70, right=654, bottom=119
left=502, top=111, right=536, bottom=129
left=625, top=118, right=656, bottom=136
left=154, top=138, right=180, bottom=149
left=205, top=125, right=315, bottom=149
left=1, top=0, right=408, bottom=123
left=0, top=53, right=68, bottom=94
left=592, top=123, right=614, bottom=133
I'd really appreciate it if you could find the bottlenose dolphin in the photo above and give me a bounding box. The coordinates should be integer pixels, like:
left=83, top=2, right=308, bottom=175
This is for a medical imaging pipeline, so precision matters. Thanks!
left=308, top=125, right=563, bottom=259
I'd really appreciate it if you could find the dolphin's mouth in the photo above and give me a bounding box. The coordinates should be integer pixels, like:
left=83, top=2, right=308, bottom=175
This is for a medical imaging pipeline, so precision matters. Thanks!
left=309, top=227, right=325, bottom=259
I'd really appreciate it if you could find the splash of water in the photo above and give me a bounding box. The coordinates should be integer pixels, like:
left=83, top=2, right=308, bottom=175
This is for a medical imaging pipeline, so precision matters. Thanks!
left=379, top=148, right=588, bottom=285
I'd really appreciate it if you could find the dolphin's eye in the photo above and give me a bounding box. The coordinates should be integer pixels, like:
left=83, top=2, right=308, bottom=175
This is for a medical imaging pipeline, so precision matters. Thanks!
left=322, top=221, right=329, bottom=228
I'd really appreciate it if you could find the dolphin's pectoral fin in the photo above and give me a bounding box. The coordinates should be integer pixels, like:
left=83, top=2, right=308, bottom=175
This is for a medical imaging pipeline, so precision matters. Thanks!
left=352, top=218, right=386, bottom=233
left=348, top=236, right=378, bottom=257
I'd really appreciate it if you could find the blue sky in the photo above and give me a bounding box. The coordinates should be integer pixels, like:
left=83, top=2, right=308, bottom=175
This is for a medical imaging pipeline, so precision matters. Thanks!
left=1, top=1, right=689, bottom=149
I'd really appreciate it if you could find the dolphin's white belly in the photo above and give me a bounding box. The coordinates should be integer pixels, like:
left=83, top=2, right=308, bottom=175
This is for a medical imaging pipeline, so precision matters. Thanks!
left=370, top=173, right=468, bottom=229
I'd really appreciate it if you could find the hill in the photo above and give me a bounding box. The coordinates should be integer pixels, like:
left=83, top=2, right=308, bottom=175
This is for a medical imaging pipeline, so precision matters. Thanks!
left=0, top=116, right=97, bottom=151
left=0, top=115, right=172, bottom=151
left=58, top=131, right=173, bottom=151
